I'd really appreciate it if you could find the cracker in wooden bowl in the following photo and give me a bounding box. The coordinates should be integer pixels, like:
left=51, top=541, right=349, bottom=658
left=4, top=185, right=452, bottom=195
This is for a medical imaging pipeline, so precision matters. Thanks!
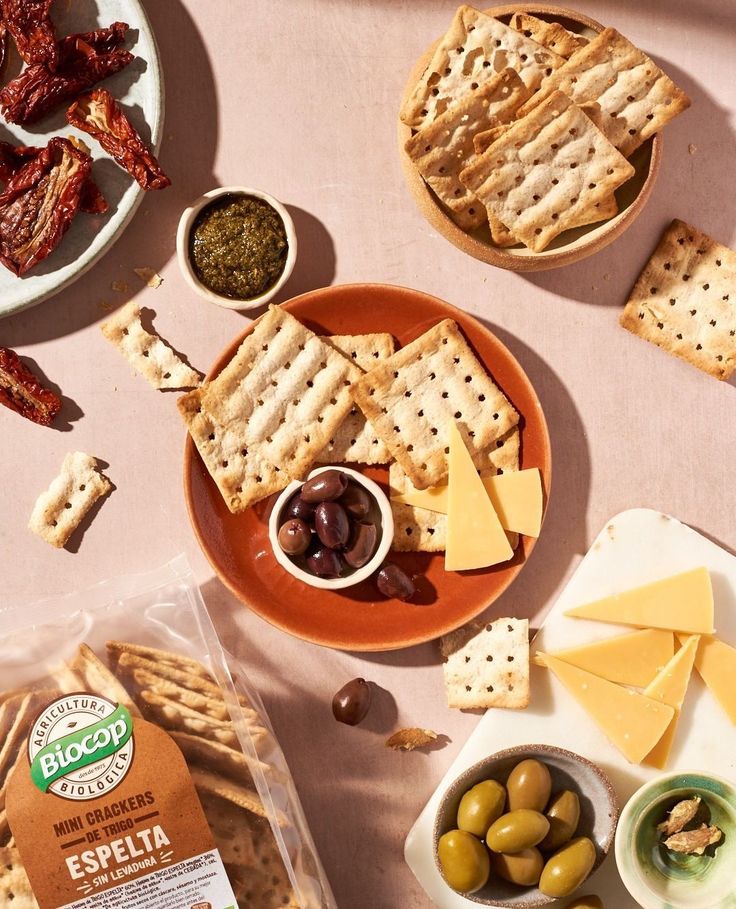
left=519, top=28, right=691, bottom=157
left=352, top=319, right=518, bottom=489
left=460, top=91, right=634, bottom=252
left=399, top=5, right=564, bottom=130
left=620, top=219, right=736, bottom=379
left=509, top=13, right=588, bottom=60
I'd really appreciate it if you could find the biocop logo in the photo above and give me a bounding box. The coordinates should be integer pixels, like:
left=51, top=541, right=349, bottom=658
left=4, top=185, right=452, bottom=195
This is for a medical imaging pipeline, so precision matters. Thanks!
left=28, top=693, right=134, bottom=801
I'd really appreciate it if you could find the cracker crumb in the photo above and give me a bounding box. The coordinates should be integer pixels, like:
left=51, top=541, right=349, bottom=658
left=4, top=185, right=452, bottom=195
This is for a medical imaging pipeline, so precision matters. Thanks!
left=688, top=143, right=697, bottom=155
left=134, top=267, right=163, bottom=288
left=386, top=728, right=438, bottom=751
left=99, top=300, right=114, bottom=312
left=111, top=280, right=129, bottom=293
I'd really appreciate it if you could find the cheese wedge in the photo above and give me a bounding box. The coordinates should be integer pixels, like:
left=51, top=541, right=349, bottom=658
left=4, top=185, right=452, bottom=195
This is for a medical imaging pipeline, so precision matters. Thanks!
left=682, top=634, right=736, bottom=724
left=564, top=568, right=714, bottom=634
left=534, top=629, right=674, bottom=687
left=643, top=635, right=699, bottom=769
left=537, top=652, right=676, bottom=764
left=445, top=421, right=513, bottom=571
left=392, top=467, right=543, bottom=537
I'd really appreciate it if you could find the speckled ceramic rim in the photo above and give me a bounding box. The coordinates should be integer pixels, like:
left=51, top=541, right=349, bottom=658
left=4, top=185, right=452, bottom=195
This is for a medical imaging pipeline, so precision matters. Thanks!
left=175, top=185, right=297, bottom=311
left=615, top=771, right=736, bottom=909
left=432, top=744, right=619, bottom=907
left=267, top=466, right=394, bottom=591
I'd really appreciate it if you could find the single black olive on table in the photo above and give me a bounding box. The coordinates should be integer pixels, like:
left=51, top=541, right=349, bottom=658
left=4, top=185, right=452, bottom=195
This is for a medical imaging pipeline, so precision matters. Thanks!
left=301, top=470, right=348, bottom=503
left=306, top=547, right=343, bottom=578
left=314, top=501, right=350, bottom=549
left=277, top=518, right=311, bottom=556
left=344, top=522, right=378, bottom=568
left=376, top=563, right=416, bottom=601
left=332, top=678, right=372, bottom=725
left=339, top=482, right=371, bottom=518
left=285, top=494, right=315, bottom=522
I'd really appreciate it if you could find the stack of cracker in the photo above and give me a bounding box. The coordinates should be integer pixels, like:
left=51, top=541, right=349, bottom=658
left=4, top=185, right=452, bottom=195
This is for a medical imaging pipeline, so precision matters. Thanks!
left=402, top=7, right=690, bottom=251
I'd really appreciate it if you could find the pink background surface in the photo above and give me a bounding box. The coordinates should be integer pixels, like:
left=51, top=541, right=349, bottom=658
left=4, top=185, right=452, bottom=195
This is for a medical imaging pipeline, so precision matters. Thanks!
left=1, top=1, right=736, bottom=906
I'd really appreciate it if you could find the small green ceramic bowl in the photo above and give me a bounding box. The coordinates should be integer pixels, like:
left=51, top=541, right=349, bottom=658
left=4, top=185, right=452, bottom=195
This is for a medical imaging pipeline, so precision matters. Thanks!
left=616, top=772, right=736, bottom=909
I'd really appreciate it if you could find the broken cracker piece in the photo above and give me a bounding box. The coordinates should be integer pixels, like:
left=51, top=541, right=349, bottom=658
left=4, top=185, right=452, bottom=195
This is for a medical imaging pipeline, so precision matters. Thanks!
left=386, top=728, right=438, bottom=751
left=509, top=12, right=588, bottom=59
left=134, top=266, right=163, bottom=288
left=28, top=452, right=112, bottom=549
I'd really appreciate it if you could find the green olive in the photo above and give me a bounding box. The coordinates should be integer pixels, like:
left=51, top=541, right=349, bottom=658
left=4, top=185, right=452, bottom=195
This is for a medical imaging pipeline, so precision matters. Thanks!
left=486, top=809, right=550, bottom=854
left=492, top=847, right=544, bottom=886
left=566, top=896, right=603, bottom=909
left=539, top=837, right=597, bottom=898
left=457, top=780, right=507, bottom=837
left=437, top=829, right=491, bottom=894
left=540, top=790, right=581, bottom=851
left=507, top=759, right=552, bottom=812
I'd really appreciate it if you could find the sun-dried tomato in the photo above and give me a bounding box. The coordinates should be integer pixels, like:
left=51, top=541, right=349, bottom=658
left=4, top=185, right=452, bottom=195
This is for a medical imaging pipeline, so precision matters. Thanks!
left=67, top=88, right=170, bottom=191
left=0, top=346, right=61, bottom=425
left=0, top=21, right=8, bottom=74
left=0, top=22, right=132, bottom=124
left=0, top=136, right=92, bottom=275
left=1, top=0, right=57, bottom=69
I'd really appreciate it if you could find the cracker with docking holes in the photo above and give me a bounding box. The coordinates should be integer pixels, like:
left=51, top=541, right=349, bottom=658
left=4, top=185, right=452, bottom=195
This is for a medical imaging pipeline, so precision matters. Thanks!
left=518, top=27, right=691, bottom=157
left=352, top=319, right=518, bottom=489
left=441, top=617, right=530, bottom=709
left=0, top=847, right=37, bottom=909
left=107, top=641, right=215, bottom=680
left=101, top=301, right=202, bottom=390
left=405, top=68, right=531, bottom=231
left=399, top=5, right=564, bottom=130
left=28, top=452, right=112, bottom=549
left=620, top=219, right=736, bottom=379
left=178, top=305, right=363, bottom=512
left=318, top=333, right=396, bottom=464
left=225, top=815, right=301, bottom=909
left=460, top=91, right=634, bottom=252
left=71, top=643, right=140, bottom=716
left=509, top=12, right=588, bottom=59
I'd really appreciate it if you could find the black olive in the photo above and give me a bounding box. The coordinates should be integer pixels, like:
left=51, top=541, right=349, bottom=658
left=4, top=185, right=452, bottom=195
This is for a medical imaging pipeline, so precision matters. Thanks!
left=376, top=563, right=416, bottom=601
left=344, top=522, right=378, bottom=568
left=301, top=470, right=348, bottom=503
left=277, top=518, right=311, bottom=556
left=314, top=502, right=350, bottom=549
left=332, top=678, right=372, bottom=725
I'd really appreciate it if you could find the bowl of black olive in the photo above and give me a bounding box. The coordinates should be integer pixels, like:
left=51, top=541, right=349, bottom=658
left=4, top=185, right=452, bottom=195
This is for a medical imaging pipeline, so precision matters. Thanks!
left=268, top=466, right=395, bottom=591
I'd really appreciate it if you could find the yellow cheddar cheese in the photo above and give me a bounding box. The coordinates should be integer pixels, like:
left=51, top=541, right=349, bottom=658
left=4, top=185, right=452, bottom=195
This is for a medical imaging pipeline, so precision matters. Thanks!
left=643, top=635, right=699, bottom=769
left=683, top=634, right=736, bottom=724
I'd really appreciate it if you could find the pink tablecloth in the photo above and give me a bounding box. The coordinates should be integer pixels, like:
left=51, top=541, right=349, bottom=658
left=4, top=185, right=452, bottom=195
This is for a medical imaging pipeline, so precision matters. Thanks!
left=2, top=2, right=736, bottom=906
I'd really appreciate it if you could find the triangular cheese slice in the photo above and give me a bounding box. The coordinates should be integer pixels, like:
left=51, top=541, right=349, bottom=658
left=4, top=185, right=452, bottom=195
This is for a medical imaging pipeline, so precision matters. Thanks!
left=643, top=635, right=699, bottom=769
left=392, top=468, right=543, bottom=537
left=564, top=568, right=714, bottom=634
left=681, top=634, right=736, bottom=724
left=445, top=421, right=513, bottom=571
left=535, top=629, right=674, bottom=687
left=537, top=653, right=676, bottom=764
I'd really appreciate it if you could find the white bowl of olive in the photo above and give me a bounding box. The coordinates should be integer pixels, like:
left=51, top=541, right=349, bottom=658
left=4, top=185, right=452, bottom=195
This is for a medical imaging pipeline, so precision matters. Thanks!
left=433, top=745, right=618, bottom=907
left=176, top=185, right=297, bottom=311
left=268, top=466, right=397, bottom=592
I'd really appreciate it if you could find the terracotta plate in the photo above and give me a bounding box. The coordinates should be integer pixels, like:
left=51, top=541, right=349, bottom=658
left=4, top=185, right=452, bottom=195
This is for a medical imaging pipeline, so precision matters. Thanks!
left=183, top=284, right=551, bottom=651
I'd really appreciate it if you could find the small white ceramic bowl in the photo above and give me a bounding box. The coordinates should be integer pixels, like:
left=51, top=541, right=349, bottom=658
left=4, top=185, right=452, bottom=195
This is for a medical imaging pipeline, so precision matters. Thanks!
left=268, top=466, right=394, bottom=591
left=176, top=185, right=297, bottom=311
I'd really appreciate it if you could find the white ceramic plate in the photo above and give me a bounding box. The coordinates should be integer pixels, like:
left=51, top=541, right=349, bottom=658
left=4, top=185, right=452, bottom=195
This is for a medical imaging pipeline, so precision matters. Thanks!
left=405, top=509, right=736, bottom=908
left=0, top=0, right=164, bottom=319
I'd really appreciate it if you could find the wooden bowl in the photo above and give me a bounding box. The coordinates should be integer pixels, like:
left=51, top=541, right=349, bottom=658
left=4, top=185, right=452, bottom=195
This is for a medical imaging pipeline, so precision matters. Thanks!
left=398, top=4, right=662, bottom=272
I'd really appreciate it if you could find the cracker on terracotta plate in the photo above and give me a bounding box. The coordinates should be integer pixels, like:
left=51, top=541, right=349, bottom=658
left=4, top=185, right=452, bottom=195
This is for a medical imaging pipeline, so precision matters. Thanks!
left=28, top=452, right=112, bottom=549
left=620, top=219, right=736, bottom=379
left=317, top=333, right=395, bottom=464
left=509, top=12, right=588, bottom=59
left=519, top=27, right=691, bottom=157
left=178, top=305, right=363, bottom=512
left=441, top=617, right=530, bottom=709
left=101, top=301, right=202, bottom=390
left=460, top=91, right=634, bottom=252
left=352, top=319, right=518, bottom=489
left=405, top=68, right=531, bottom=230
left=399, top=5, right=564, bottom=130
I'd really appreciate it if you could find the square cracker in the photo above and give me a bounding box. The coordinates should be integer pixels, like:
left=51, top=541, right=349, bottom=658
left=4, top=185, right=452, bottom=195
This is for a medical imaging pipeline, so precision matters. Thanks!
left=441, top=617, right=530, bottom=709
left=460, top=91, right=634, bottom=252
left=179, top=305, right=363, bottom=511
left=101, top=301, right=202, bottom=390
left=317, top=333, right=395, bottom=464
left=352, top=319, right=518, bottom=489
left=399, top=5, right=564, bottom=129
left=390, top=427, right=520, bottom=552
left=224, top=815, right=299, bottom=909
left=509, top=13, right=588, bottom=59
left=0, top=847, right=38, bottom=909
left=620, top=219, right=736, bottom=379
left=519, top=28, right=691, bottom=157
left=28, top=452, right=112, bottom=549
left=405, top=69, right=531, bottom=230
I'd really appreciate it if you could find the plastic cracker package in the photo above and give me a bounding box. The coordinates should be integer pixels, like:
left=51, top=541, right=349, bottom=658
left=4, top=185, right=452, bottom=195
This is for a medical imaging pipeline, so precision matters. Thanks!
left=0, top=556, right=336, bottom=909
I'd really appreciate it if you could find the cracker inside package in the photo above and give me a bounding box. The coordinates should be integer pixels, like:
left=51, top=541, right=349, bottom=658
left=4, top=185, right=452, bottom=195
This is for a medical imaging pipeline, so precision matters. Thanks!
left=620, top=219, right=736, bottom=380
left=0, top=557, right=335, bottom=909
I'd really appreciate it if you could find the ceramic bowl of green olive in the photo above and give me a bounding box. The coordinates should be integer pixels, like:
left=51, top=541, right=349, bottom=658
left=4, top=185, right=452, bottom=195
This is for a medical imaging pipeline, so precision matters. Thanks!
left=433, top=744, right=619, bottom=907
